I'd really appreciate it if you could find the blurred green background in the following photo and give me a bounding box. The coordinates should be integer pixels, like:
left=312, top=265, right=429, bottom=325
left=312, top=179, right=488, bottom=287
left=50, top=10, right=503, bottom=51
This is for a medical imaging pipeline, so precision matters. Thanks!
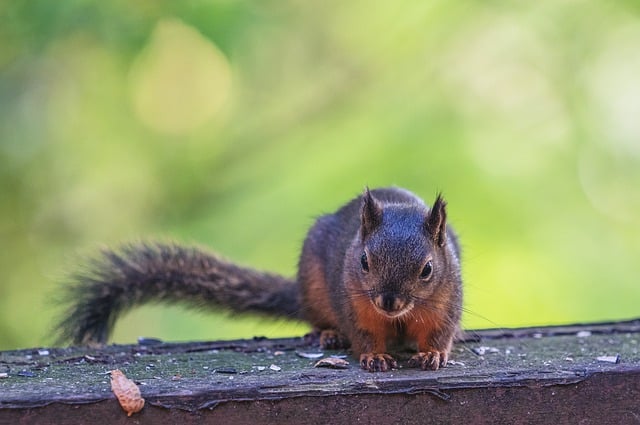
left=1, top=1, right=639, bottom=350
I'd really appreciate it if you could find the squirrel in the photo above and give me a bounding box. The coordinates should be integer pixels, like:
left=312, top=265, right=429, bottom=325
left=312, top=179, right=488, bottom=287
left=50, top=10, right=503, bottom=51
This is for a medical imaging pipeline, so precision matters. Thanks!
left=57, top=187, right=462, bottom=372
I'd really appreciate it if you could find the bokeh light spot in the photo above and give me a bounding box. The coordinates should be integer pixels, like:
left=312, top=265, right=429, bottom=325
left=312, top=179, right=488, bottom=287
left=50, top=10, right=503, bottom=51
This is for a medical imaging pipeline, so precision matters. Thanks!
left=129, top=19, right=232, bottom=136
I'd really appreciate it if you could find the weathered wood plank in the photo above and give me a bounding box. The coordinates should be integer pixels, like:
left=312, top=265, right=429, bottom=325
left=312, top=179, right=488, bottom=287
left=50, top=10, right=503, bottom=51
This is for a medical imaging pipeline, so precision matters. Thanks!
left=1, top=319, right=639, bottom=424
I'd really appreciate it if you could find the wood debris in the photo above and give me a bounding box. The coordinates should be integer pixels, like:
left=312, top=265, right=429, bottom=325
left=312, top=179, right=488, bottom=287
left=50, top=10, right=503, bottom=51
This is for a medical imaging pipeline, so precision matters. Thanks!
left=314, top=357, right=350, bottom=369
left=110, top=369, right=145, bottom=417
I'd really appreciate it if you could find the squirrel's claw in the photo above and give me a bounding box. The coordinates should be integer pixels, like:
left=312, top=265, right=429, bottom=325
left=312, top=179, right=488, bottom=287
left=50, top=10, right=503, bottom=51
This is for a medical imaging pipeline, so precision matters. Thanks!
left=409, top=350, right=448, bottom=370
left=359, top=353, right=397, bottom=372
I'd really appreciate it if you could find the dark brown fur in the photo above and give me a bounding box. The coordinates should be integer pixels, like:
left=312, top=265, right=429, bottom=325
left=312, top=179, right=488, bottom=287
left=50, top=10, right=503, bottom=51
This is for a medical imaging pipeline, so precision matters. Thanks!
left=299, top=187, right=462, bottom=371
left=56, top=243, right=299, bottom=345
left=57, top=187, right=462, bottom=372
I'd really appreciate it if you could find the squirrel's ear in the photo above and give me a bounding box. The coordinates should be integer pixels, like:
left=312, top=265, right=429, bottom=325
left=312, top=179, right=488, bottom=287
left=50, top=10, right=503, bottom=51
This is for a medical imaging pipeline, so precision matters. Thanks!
left=361, top=188, right=382, bottom=239
left=425, top=194, right=447, bottom=247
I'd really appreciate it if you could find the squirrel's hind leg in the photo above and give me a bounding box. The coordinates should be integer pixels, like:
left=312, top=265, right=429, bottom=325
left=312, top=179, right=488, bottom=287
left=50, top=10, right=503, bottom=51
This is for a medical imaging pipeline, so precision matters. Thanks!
left=319, top=329, right=350, bottom=350
left=302, top=329, right=350, bottom=350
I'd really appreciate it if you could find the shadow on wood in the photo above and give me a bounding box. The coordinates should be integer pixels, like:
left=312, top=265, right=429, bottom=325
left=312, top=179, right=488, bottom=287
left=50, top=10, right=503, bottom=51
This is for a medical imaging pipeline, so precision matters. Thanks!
left=1, top=319, right=640, bottom=424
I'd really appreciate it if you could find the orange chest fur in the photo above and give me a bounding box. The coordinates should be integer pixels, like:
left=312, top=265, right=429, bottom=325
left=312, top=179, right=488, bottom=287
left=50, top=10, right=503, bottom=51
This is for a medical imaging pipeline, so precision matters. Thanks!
left=351, top=297, right=445, bottom=343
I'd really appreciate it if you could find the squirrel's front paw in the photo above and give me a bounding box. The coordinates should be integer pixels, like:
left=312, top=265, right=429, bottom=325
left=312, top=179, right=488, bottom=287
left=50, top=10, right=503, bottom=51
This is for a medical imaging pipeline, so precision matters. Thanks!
left=408, top=350, right=448, bottom=371
left=359, top=353, right=397, bottom=372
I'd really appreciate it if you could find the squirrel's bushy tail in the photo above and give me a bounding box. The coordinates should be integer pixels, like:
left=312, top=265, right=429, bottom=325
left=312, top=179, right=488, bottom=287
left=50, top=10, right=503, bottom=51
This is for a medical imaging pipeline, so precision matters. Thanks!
left=56, top=242, right=300, bottom=345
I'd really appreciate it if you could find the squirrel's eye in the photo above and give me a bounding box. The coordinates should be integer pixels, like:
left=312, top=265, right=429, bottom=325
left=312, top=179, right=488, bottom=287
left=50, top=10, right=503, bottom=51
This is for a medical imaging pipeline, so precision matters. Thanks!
left=360, top=252, right=369, bottom=272
left=420, top=260, right=433, bottom=280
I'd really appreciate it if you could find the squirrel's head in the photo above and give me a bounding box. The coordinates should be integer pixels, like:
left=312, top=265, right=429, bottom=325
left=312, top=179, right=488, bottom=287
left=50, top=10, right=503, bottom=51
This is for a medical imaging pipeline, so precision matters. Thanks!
left=351, top=188, right=455, bottom=320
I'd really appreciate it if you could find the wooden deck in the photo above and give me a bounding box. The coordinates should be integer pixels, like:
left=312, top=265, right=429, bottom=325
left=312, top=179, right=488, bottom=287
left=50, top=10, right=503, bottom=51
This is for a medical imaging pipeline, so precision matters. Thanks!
left=1, top=319, right=639, bottom=424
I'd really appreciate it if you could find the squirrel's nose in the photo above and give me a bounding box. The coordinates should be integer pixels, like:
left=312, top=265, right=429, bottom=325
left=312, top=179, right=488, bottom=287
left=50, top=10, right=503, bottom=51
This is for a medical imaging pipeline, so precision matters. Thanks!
left=374, top=293, right=407, bottom=313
